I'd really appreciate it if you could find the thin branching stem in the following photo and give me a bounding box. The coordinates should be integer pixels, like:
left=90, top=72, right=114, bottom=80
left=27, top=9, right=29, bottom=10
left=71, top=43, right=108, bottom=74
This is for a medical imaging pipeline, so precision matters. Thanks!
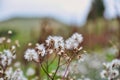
left=62, top=53, right=77, bottom=80
left=62, top=62, right=70, bottom=80
left=46, top=54, right=49, bottom=80
left=40, top=63, right=53, bottom=80
left=48, top=53, right=57, bottom=66
left=52, top=55, right=61, bottom=80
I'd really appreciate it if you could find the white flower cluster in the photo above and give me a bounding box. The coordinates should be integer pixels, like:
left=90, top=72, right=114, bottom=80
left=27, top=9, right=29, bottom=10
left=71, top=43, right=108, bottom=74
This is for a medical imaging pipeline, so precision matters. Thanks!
left=0, top=49, right=16, bottom=67
left=36, top=44, right=46, bottom=56
left=24, top=33, right=83, bottom=62
left=0, top=32, right=26, bottom=80
left=4, top=67, right=27, bottom=80
left=0, top=30, right=27, bottom=80
left=0, top=47, right=25, bottom=80
left=46, top=36, right=64, bottom=50
left=65, top=33, right=83, bottom=50
left=24, top=49, right=39, bottom=62
left=101, top=59, right=120, bottom=80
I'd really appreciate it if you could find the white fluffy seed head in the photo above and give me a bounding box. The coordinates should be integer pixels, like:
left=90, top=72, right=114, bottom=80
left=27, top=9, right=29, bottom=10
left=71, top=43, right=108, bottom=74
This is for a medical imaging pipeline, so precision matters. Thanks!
left=0, top=49, right=15, bottom=66
left=36, top=44, right=46, bottom=56
left=109, top=69, right=119, bottom=79
left=24, top=49, right=39, bottom=62
left=100, top=70, right=107, bottom=78
left=101, top=59, right=120, bottom=80
left=11, top=69, right=27, bottom=80
left=46, top=36, right=64, bottom=50
left=65, top=33, right=83, bottom=50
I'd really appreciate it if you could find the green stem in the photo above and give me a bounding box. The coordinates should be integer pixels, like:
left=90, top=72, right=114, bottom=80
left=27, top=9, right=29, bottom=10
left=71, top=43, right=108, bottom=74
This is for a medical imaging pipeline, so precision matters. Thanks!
left=40, top=63, right=52, bottom=80
left=52, top=56, right=61, bottom=80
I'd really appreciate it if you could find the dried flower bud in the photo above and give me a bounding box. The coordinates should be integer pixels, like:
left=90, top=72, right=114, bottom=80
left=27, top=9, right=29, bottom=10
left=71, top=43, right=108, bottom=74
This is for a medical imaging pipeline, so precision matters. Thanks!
left=8, top=30, right=12, bottom=34
left=28, top=43, right=32, bottom=46
left=15, top=40, right=20, bottom=47
left=6, top=38, right=11, bottom=43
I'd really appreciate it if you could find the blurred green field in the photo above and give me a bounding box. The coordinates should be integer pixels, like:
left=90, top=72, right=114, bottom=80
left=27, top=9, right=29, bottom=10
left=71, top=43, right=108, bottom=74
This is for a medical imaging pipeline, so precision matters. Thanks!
left=0, top=18, right=119, bottom=80
left=0, top=18, right=119, bottom=42
left=0, top=18, right=119, bottom=51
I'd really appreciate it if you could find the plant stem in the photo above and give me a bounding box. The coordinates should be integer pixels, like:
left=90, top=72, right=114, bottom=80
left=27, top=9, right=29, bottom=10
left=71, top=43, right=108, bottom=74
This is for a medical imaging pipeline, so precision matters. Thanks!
left=52, top=56, right=61, bottom=80
left=40, top=63, right=53, bottom=80
left=46, top=54, right=49, bottom=80
left=62, top=53, right=77, bottom=80
left=62, top=62, right=70, bottom=80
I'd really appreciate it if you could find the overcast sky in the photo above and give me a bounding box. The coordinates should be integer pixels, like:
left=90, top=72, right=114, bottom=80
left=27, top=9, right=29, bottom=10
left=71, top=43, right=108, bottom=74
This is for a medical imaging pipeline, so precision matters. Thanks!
left=0, top=0, right=120, bottom=26
left=0, top=0, right=92, bottom=26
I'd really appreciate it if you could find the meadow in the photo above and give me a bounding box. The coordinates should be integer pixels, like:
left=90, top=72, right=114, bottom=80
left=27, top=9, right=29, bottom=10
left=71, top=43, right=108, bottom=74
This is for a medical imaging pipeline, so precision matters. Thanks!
left=0, top=18, right=119, bottom=80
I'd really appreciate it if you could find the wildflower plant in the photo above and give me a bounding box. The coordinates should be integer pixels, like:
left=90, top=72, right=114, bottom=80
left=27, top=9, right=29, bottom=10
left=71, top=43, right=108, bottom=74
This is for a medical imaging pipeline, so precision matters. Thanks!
left=24, top=33, right=84, bottom=80
left=101, top=59, right=120, bottom=80
left=0, top=30, right=26, bottom=80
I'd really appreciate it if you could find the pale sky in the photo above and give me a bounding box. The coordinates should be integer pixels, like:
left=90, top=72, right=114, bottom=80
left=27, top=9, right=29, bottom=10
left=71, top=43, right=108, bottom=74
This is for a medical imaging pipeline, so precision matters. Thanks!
left=0, top=0, right=93, bottom=26
left=1, top=0, right=120, bottom=26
